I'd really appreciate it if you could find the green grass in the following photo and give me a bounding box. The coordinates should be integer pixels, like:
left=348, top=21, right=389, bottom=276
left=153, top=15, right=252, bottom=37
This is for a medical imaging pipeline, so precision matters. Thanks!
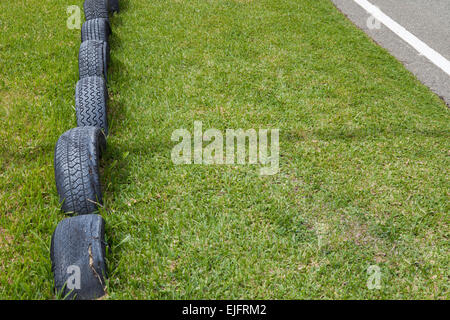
left=0, top=0, right=449, bottom=299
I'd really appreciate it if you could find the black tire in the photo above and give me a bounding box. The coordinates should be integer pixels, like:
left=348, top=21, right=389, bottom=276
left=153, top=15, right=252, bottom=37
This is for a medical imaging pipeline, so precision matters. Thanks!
left=108, top=0, right=119, bottom=13
left=83, top=0, right=109, bottom=21
left=54, top=127, right=106, bottom=215
left=79, top=40, right=109, bottom=82
left=75, top=76, right=108, bottom=135
left=51, top=214, right=107, bottom=300
left=81, top=18, right=111, bottom=43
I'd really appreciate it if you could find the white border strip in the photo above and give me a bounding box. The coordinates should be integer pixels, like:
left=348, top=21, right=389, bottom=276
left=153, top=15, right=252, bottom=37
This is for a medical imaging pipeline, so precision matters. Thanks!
left=354, top=0, right=450, bottom=76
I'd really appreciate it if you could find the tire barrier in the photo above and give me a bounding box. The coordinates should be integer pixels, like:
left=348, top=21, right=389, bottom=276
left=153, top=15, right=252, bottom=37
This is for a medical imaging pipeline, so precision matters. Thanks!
left=79, top=40, right=109, bottom=81
left=51, top=214, right=107, bottom=300
left=75, top=76, right=109, bottom=134
left=50, top=0, right=119, bottom=300
left=81, top=18, right=111, bottom=43
left=54, top=127, right=106, bottom=215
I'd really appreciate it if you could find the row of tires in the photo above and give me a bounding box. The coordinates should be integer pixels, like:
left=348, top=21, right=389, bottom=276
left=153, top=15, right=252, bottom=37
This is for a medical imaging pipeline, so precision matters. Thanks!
left=50, top=0, right=119, bottom=300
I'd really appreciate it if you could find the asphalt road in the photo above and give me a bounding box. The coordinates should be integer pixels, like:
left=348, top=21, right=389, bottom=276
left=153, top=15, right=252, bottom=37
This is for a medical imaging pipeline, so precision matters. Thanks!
left=331, top=0, right=450, bottom=106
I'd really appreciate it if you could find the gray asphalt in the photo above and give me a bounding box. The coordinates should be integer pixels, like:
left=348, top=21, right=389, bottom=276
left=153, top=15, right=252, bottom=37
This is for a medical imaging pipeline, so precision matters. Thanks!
left=331, top=0, right=450, bottom=106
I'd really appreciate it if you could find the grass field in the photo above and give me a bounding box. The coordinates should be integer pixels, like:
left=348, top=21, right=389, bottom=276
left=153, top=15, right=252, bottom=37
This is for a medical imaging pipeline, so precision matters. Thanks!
left=0, top=0, right=448, bottom=299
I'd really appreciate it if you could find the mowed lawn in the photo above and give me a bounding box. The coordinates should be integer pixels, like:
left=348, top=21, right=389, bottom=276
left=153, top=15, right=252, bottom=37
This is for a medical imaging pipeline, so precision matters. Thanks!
left=0, top=0, right=448, bottom=299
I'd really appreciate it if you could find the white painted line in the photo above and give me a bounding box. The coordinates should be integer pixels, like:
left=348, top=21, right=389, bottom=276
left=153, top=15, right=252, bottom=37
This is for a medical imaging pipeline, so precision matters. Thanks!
left=354, top=0, right=450, bottom=76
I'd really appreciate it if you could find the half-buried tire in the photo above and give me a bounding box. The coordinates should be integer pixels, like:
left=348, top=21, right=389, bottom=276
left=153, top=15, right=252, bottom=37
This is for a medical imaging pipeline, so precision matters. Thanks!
left=51, top=214, right=107, bottom=300
left=81, top=18, right=111, bottom=43
left=75, top=76, right=108, bottom=135
left=54, top=127, right=106, bottom=215
left=83, top=0, right=109, bottom=21
left=79, top=40, right=109, bottom=82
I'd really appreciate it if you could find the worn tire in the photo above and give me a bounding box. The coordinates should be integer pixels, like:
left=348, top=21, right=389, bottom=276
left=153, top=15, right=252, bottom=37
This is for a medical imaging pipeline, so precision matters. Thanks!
left=108, top=0, right=119, bottom=13
left=79, top=40, right=109, bottom=82
left=81, top=18, right=111, bottom=43
left=75, top=76, right=108, bottom=135
left=54, top=127, right=106, bottom=215
left=83, top=0, right=109, bottom=21
left=51, top=214, right=107, bottom=300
